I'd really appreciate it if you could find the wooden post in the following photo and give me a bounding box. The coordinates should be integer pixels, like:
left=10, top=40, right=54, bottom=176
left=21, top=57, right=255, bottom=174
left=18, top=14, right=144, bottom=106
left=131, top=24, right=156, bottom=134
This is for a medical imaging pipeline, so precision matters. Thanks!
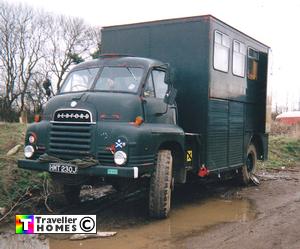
left=19, top=110, right=28, bottom=124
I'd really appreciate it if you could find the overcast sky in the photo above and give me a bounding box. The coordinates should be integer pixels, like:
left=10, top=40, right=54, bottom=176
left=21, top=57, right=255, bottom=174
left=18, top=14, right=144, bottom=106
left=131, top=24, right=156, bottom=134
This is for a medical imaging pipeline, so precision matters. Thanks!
left=9, top=0, right=300, bottom=110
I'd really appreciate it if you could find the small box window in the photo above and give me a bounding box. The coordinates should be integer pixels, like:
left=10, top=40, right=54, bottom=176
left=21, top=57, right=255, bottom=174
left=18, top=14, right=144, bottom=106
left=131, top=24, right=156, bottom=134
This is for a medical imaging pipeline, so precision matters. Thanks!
left=213, top=31, right=230, bottom=72
left=215, top=32, right=222, bottom=44
left=232, top=40, right=246, bottom=77
left=248, top=48, right=259, bottom=60
left=247, top=48, right=259, bottom=80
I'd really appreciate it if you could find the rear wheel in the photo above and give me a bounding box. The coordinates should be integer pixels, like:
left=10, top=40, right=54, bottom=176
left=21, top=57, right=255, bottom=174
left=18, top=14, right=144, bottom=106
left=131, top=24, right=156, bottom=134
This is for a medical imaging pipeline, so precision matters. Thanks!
left=149, top=150, right=173, bottom=218
left=239, top=144, right=257, bottom=185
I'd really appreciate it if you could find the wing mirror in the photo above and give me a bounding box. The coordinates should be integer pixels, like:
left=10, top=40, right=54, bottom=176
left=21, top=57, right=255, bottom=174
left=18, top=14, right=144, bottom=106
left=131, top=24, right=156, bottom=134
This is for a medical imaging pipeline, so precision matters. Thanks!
left=164, top=85, right=177, bottom=105
left=164, top=65, right=175, bottom=85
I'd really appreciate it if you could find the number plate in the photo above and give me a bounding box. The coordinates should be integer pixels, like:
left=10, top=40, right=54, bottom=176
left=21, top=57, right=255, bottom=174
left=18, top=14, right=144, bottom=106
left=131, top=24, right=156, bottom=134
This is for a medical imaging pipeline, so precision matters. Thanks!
left=49, top=163, right=78, bottom=175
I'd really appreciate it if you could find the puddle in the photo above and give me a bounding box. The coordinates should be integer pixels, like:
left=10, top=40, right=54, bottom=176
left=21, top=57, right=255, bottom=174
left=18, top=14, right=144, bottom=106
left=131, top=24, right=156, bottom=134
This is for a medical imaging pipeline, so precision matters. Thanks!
left=0, top=181, right=257, bottom=249
left=48, top=198, right=255, bottom=249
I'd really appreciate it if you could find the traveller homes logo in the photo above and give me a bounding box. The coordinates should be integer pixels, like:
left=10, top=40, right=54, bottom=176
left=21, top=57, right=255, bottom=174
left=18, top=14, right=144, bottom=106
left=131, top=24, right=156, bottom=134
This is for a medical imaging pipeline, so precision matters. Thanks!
left=16, top=215, right=34, bottom=234
left=15, top=215, right=96, bottom=234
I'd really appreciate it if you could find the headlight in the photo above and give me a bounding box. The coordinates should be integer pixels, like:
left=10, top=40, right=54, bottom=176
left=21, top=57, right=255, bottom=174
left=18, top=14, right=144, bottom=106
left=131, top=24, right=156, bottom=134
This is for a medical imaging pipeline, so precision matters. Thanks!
left=114, top=151, right=127, bottom=165
left=24, top=145, right=35, bottom=158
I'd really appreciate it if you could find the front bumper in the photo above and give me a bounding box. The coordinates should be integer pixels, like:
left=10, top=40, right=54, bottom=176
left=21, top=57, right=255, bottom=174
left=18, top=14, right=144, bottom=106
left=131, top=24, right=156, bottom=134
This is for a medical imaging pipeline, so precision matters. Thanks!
left=18, top=159, right=152, bottom=179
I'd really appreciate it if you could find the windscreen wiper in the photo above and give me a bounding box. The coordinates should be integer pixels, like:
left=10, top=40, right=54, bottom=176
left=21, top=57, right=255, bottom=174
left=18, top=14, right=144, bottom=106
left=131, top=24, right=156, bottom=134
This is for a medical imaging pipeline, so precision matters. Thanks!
left=126, top=67, right=137, bottom=82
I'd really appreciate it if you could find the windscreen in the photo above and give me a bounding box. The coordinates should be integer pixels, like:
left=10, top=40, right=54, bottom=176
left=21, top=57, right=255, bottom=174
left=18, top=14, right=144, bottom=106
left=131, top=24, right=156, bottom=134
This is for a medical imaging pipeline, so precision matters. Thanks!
left=60, top=68, right=99, bottom=93
left=94, top=67, right=144, bottom=93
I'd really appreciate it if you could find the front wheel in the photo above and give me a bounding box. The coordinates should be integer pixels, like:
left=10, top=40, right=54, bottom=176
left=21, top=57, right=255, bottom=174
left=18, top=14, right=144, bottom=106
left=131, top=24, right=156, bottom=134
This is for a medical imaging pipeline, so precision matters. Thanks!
left=239, top=144, right=257, bottom=185
left=149, top=150, right=173, bottom=218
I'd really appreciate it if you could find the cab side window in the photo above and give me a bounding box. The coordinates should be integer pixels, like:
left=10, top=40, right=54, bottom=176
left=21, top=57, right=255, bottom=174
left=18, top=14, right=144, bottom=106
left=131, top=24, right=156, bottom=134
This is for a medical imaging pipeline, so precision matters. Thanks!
left=144, top=72, right=155, bottom=98
left=152, top=70, right=167, bottom=99
left=144, top=69, right=167, bottom=98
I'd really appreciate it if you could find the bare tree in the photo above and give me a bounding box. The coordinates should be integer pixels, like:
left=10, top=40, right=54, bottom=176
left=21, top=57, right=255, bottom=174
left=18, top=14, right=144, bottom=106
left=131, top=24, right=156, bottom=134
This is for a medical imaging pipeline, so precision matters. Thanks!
left=0, top=1, right=99, bottom=121
left=16, top=7, right=48, bottom=115
left=46, top=15, right=96, bottom=92
left=90, top=27, right=102, bottom=59
left=26, top=71, right=48, bottom=114
left=0, top=2, right=47, bottom=121
left=0, top=1, right=19, bottom=121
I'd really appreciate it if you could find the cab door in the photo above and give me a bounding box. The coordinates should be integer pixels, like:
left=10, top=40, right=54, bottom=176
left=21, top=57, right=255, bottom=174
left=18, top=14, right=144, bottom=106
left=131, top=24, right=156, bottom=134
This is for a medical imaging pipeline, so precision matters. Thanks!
left=142, top=68, right=176, bottom=124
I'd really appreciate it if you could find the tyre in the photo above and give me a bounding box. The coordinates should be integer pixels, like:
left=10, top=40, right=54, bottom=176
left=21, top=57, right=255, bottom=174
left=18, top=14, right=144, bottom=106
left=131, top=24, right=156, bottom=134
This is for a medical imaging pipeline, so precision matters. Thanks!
left=149, top=150, right=173, bottom=218
left=239, top=144, right=257, bottom=185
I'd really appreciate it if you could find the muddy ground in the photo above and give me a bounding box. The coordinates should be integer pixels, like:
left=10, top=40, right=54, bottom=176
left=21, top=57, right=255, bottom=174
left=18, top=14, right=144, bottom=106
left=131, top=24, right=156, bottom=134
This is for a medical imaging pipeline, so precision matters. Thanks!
left=180, top=168, right=300, bottom=249
left=1, top=168, right=300, bottom=249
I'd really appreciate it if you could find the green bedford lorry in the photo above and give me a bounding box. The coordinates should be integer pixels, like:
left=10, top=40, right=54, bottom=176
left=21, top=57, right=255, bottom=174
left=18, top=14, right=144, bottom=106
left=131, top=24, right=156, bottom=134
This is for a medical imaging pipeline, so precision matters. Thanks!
left=18, top=15, right=270, bottom=218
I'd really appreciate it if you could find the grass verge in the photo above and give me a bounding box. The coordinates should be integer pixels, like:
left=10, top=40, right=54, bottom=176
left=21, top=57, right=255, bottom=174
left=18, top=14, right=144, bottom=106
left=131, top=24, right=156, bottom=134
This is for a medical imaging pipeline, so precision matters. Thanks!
left=258, top=135, right=300, bottom=169
left=0, top=123, right=47, bottom=223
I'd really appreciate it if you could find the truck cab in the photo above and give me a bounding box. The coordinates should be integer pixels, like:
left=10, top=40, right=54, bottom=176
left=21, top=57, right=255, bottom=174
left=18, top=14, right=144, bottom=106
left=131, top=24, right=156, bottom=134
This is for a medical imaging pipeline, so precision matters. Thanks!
left=18, top=55, right=184, bottom=218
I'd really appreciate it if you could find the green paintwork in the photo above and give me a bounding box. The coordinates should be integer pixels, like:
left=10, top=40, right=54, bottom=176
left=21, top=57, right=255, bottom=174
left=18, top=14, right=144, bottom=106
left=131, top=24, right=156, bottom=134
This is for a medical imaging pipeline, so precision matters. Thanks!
left=19, top=15, right=269, bottom=180
left=18, top=56, right=185, bottom=178
left=18, top=159, right=146, bottom=178
left=102, top=15, right=269, bottom=172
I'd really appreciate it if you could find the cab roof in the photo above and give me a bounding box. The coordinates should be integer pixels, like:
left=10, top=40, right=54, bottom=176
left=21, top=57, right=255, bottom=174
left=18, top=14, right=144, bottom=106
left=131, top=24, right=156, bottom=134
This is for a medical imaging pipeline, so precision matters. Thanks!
left=71, top=54, right=166, bottom=72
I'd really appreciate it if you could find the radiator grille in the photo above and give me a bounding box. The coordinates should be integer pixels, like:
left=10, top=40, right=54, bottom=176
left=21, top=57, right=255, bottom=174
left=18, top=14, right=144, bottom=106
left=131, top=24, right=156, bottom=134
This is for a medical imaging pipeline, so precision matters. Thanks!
left=97, top=150, right=114, bottom=165
left=49, top=123, right=92, bottom=159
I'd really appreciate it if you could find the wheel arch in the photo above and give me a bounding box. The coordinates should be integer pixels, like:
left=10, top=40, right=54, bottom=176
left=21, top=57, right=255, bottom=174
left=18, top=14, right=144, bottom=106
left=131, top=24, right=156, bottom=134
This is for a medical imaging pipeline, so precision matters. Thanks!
left=248, top=134, right=264, bottom=160
left=158, top=141, right=185, bottom=183
left=159, top=141, right=184, bottom=166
